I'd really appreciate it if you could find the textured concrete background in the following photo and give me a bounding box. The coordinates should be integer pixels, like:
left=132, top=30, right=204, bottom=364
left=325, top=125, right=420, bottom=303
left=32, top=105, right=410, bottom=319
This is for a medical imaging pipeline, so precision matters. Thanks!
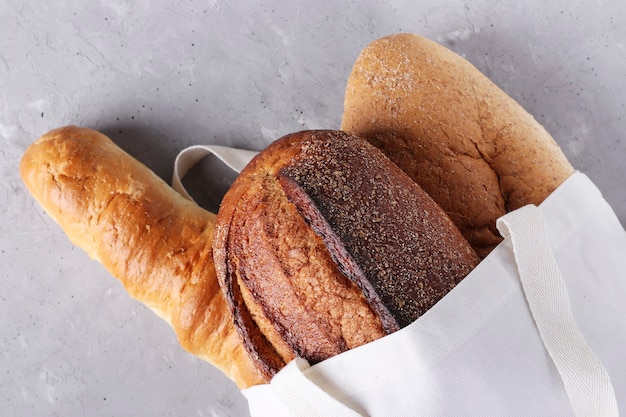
left=2, top=1, right=625, bottom=415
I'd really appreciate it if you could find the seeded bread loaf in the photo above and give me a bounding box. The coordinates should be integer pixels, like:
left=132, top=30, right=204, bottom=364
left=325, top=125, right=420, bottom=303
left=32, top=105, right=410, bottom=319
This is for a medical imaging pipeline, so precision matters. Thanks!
left=213, top=130, right=480, bottom=380
left=341, top=34, right=575, bottom=257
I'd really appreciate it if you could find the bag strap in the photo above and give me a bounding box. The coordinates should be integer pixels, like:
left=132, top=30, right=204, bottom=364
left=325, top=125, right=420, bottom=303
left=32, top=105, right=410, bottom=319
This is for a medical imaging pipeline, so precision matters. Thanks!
left=497, top=205, right=618, bottom=417
left=171, top=144, right=258, bottom=201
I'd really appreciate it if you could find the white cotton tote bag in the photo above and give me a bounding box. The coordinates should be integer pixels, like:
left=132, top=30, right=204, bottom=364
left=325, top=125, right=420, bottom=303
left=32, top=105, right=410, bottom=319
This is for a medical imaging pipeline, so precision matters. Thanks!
left=173, top=145, right=625, bottom=417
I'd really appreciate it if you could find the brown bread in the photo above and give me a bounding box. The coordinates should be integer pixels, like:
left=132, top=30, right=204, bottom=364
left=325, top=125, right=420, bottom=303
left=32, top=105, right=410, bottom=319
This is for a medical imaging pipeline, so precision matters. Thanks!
left=213, top=130, right=479, bottom=380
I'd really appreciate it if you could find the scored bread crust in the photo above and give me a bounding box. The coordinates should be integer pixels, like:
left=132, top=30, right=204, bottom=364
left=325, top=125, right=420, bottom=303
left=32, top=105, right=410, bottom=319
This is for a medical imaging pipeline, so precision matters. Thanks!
left=214, top=130, right=479, bottom=380
left=214, top=132, right=388, bottom=379
left=19, top=126, right=265, bottom=388
left=341, top=33, right=575, bottom=257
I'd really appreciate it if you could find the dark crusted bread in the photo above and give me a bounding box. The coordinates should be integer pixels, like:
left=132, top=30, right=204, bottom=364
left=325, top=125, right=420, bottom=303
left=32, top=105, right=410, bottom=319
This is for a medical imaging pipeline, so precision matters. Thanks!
left=341, top=34, right=574, bottom=257
left=213, top=130, right=480, bottom=380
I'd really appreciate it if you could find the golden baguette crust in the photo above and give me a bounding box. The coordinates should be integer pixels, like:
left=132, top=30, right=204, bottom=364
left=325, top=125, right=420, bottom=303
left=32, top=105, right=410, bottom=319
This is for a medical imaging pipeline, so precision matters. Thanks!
left=19, top=126, right=265, bottom=388
left=341, top=33, right=575, bottom=257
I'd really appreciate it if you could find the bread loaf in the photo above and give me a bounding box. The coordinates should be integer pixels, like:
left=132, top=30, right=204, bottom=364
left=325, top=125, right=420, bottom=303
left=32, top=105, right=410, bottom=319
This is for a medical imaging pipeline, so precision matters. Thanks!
left=341, top=33, right=575, bottom=257
left=19, top=126, right=265, bottom=388
left=213, top=130, right=480, bottom=380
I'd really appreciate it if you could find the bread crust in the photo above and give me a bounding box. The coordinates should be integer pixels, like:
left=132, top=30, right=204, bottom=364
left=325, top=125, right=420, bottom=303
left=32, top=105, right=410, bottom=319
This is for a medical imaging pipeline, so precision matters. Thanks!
left=214, top=131, right=388, bottom=379
left=214, top=130, right=479, bottom=379
left=20, top=126, right=265, bottom=388
left=341, top=34, right=574, bottom=257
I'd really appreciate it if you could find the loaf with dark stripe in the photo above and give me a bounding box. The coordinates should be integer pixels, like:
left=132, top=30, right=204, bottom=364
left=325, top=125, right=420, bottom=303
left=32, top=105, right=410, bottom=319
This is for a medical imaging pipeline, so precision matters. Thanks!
left=213, top=130, right=479, bottom=380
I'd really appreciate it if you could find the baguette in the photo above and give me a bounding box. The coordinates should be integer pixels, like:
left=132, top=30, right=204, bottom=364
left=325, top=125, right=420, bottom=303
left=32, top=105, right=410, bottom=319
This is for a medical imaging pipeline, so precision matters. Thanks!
left=213, top=130, right=480, bottom=380
left=341, top=34, right=575, bottom=257
left=19, top=126, right=265, bottom=388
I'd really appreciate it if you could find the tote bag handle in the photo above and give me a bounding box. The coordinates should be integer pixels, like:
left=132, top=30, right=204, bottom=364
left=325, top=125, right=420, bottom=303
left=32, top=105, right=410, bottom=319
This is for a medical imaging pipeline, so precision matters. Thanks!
left=172, top=144, right=258, bottom=201
left=497, top=205, right=618, bottom=417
